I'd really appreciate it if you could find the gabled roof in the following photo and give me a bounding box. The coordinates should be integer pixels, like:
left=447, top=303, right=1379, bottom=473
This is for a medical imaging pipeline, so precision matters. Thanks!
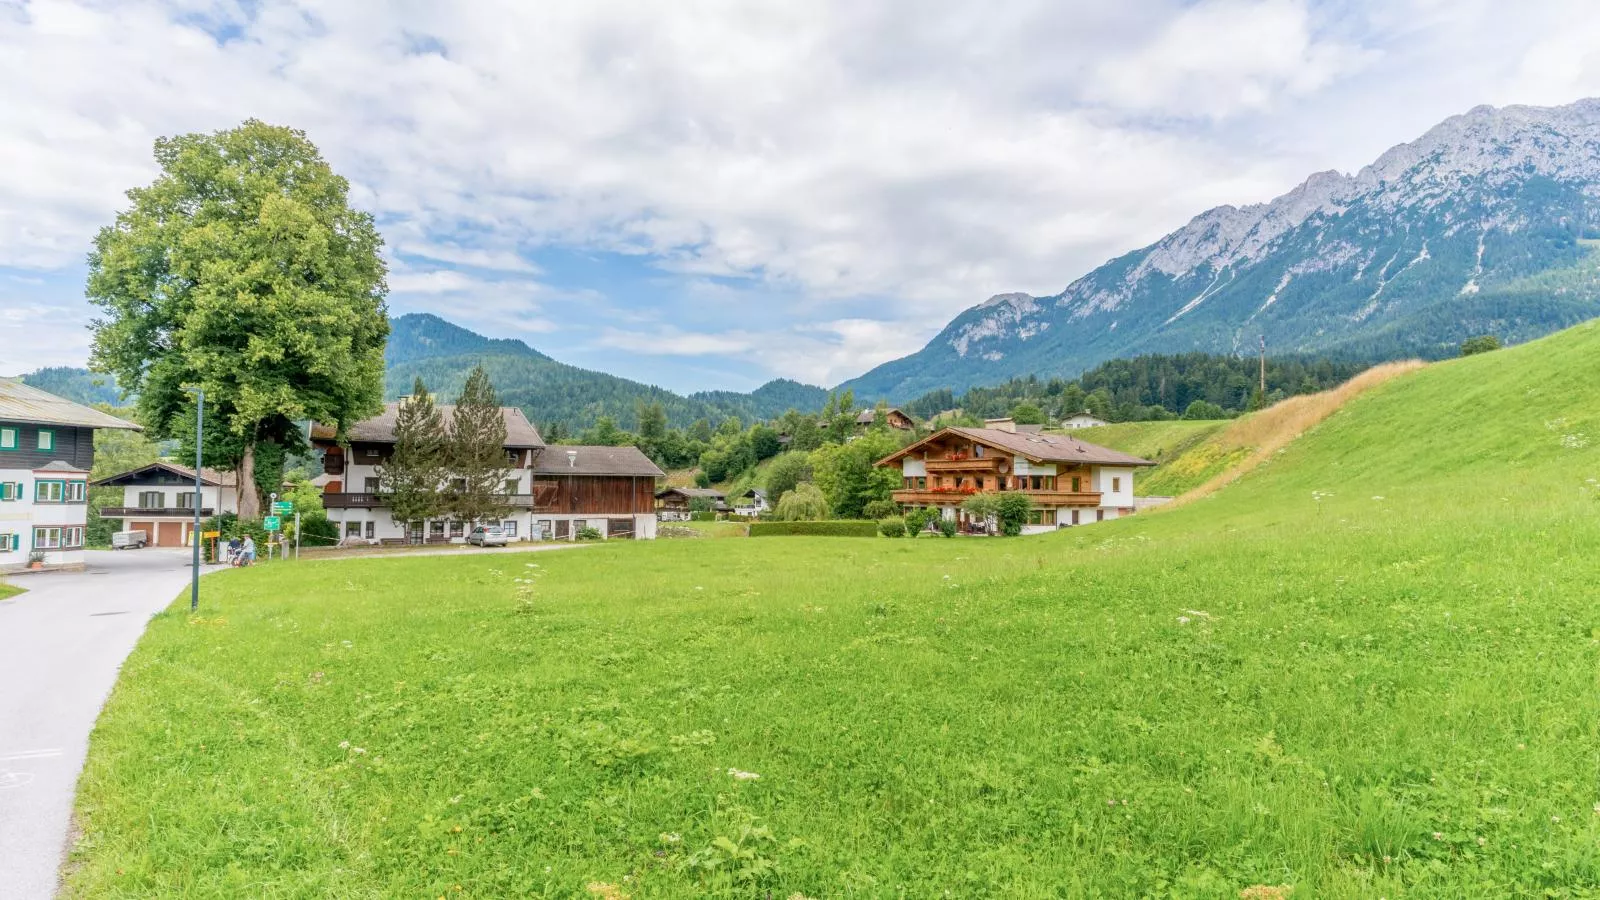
left=855, top=407, right=911, bottom=425
left=655, top=486, right=725, bottom=500
left=321, top=402, right=545, bottom=448
left=35, top=460, right=90, bottom=474
left=877, top=426, right=1155, bottom=468
left=93, top=461, right=237, bottom=487
left=532, top=445, right=664, bottom=477
left=0, top=379, right=141, bottom=431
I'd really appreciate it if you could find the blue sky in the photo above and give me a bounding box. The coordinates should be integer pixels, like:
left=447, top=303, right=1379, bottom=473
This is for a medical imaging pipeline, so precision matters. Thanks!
left=4, top=0, right=1600, bottom=392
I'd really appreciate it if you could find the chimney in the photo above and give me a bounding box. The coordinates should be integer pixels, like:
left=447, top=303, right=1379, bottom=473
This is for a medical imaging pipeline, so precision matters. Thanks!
left=984, top=417, right=1017, bottom=433
left=566, top=450, right=578, bottom=468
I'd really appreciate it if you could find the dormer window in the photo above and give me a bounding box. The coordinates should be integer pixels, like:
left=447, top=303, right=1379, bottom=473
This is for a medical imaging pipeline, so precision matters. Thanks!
left=973, top=445, right=984, bottom=458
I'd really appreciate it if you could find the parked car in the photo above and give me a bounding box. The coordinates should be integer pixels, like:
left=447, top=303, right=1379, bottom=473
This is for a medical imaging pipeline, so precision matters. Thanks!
left=467, top=525, right=508, bottom=547
left=111, top=530, right=148, bottom=550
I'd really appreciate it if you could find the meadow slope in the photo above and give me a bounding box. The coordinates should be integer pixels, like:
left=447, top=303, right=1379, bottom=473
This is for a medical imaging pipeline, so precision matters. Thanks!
left=66, top=321, right=1600, bottom=898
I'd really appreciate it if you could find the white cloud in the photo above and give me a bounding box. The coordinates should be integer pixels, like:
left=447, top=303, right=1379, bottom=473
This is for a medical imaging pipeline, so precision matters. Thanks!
left=1, top=0, right=1598, bottom=387
left=596, top=327, right=756, bottom=357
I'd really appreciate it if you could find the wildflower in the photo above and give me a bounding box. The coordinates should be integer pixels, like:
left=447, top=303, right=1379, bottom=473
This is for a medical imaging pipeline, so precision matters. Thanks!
left=1371, top=495, right=1385, bottom=501
left=353, top=747, right=367, bottom=755
left=1553, top=815, right=1562, bottom=823
left=1177, top=616, right=1191, bottom=625
left=1476, top=836, right=1486, bottom=846
left=727, top=768, right=760, bottom=781
left=449, top=795, right=463, bottom=805
left=660, top=832, right=682, bottom=844
left=1432, top=831, right=1444, bottom=840
left=338, top=740, right=350, bottom=749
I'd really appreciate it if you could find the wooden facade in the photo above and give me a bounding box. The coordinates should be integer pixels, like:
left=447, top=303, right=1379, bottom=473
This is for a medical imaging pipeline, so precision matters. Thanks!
left=533, top=475, right=657, bottom=515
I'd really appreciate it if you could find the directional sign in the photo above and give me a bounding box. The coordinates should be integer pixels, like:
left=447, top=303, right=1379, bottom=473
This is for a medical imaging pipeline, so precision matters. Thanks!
left=262, top=516, right=281, bottom=532
left=202, top=530, right=220, bottom=539
left=273, top=501, right=294, bottom=514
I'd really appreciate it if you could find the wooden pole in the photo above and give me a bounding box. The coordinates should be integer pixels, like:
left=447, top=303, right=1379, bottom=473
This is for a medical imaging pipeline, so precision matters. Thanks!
left=1259, top=335, right=1267, bottom=398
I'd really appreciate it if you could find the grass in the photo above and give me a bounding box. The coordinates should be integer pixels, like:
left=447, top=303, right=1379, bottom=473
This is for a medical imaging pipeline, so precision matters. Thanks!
left=66, top=321, right=1600, bottom=897
left=0, top=581, right=23, bottom=600
left=1063, top=420, right=1228, bottom=495
left=658, top=520, right=750, bottom=539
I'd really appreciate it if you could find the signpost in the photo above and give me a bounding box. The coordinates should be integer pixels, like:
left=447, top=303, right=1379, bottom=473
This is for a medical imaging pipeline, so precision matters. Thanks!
left=273, top=501, right=294, bottom=514
left=263, top=516, right=281, bottom=532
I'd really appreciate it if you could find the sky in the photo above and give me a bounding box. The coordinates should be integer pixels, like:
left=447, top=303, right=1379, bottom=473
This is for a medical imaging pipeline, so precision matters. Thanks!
left=4, top=0, right=1600, bottom=393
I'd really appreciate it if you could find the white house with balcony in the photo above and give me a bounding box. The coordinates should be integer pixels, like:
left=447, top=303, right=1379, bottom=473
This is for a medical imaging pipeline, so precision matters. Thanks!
left=0, top=378, right=141, bottom=571
left=93, top=463, right=241, bottom=548
left=312, top=402, right=663, bottom=543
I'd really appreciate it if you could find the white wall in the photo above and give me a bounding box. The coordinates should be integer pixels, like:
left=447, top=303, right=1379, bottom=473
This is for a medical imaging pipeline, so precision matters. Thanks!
left=1094, top=466, right=1135, bottom=509
left=119, top=483, right=233, bottom=513
left=329, top=505, right=659, bottom=542
left=902, top=458, right=926, bottom=477
left=0, top=466, right=88, bottom=570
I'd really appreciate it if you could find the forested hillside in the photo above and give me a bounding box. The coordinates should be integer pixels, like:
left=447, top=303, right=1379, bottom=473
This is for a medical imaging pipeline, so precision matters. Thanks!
left=17, top=366, right=122, bottom=406
left=383, top=314, right=825, bottom=431
left=903, top=352, right=1369, bottom=423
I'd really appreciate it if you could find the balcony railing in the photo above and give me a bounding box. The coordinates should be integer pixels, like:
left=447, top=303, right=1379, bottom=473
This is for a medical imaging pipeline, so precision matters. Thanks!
left=100, top=506, right=216, bottom=517
left=892, top=489, right=1101, bottom=506
left=924, top=457, right=1001, bottom=473
left=322, top=492, right=535, bottom=509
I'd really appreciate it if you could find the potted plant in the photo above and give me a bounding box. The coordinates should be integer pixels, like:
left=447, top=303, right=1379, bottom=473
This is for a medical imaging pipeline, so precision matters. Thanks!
left=27, top=550, right=46, bottom=570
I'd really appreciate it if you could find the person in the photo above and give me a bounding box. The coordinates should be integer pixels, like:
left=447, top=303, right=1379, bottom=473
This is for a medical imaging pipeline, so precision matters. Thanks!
left=226, top=536, right=242, bottom=567
left=241, top=534, right=256, bottom=567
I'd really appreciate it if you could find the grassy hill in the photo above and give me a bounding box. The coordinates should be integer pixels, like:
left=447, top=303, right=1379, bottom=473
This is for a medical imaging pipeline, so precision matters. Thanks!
left=66, top=321, right=1600, bottom=896
left=1058, top=420, right=1228, bottom=496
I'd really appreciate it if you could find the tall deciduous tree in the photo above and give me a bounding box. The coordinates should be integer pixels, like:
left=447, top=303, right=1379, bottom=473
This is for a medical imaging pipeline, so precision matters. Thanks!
left=448, top=366, right=511, bottom=524
left=381, top=378, right=449, bottom=534
left=86, top=119, right=389, bottom=520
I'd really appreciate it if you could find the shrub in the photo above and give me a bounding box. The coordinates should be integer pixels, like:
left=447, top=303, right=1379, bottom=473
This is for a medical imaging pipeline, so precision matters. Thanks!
left=938, top=517, right=958, bottom=538
left=903, top=508, right=934, bottom=536
left=688, top=511, right=717, bottom=522
left=995, top=492, right=1033, bottom=537
left=960, top=492, right=1000, bottom=529
left=576, top=526, right=603, bottom=541
left=1460, top=334, right=1501, bottom=356
left=749, top=521, right=878, bottom=537
left=878, top=517, right=906, bottom=538
left=862, top=499, right=900, bottom=520
left=297, top=513, right=340, bottom=547
left=693, top=471, right=712, bottom=489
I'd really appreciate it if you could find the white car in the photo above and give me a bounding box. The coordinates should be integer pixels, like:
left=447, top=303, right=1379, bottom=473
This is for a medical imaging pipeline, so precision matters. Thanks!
left=467, top=525, right=508, bottom=547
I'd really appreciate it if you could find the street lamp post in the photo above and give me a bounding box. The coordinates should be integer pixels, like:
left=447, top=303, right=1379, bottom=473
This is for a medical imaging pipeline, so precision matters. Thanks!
left=184, top=387, right=204, bottom=612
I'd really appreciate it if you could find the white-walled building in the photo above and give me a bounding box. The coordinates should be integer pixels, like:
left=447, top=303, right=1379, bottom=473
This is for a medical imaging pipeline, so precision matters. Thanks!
left=877, top=419, right=1154, bottom=534
left=0, top=379, right=141, bottom=571
left=1060, top=412, right=1110, bottom=429
left=93, top=463, right=240, bottom=548
left=313, top=403, right=663, bottom=543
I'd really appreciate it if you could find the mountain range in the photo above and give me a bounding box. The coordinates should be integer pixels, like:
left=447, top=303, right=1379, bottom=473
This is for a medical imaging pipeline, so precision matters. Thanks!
left=840, top=98, right=1600, bottom=401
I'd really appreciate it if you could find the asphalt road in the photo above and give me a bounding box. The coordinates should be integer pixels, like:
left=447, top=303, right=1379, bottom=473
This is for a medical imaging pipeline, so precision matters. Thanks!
left=0, top=549, right=211, bottom=900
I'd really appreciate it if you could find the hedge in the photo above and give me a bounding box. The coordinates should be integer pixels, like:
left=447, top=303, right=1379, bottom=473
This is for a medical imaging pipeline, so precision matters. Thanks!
left=748, top=520, right=879, bottom=537
left=688, top=511, right=717, bottom=522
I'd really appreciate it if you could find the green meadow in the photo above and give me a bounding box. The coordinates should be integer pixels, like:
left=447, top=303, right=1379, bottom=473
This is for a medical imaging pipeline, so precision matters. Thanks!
left=66, top=321, right=1600, bottom=898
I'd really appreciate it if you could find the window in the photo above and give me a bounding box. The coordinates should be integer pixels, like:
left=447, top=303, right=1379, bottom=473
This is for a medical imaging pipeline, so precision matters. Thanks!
left=0, top=533, right=17, bottom=552
left=1112, top=477, right=1122, bottom=492
left=1071, top=509, right=1080, bottom=525
left=176, top=491, right=196, bottom=510
left=138, top=490, right=164, bottom=509
left=64, top=527, right=83, bottom=548
left=365, top=521, right=375, bottom=539
left=1071, top=476, right=1082, bottom=492
left=501, top=520, right=518, bottom=537
left=0, top=427, right=15, bottom=449
left=345, top=521, right=362, bottom=537
left=430, top=521, right=445, bottom=537
left=364, top=477, right=381, bottom=493
left=1096, top=509, right=1105, bottom=521
left=449, top=521, right=464, bottom=537
left=450, top=478, right=467, bottom=493
left=973, top=445, right=984, bottom=458
left=536, top=520, right=553, bottom=540
left=0, top=482, right=18, bottom=501
left=504, top=478, right=519, bottom=495
left=66, top=481, right=85, bottom=503
left=36, top=429, right=54, bottom=451
left=33, top=527, right=61, bottom=549
left=35, top=481, right=64, bottom=503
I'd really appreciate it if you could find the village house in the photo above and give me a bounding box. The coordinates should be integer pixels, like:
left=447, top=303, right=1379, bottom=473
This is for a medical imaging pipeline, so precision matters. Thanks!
left=93, top=463, right=241, bottom=548
left=0, top=379, right=141, bottom=571
left=654, top=486, right=727, bottom=520
left=313, top=402, right=663, bottom=542
left=876, top=417, right=1154, bottom=534
left=1060, top=410, right=1110, bottom=429
left=854, top=407, right=917, bottom=431
left=731, top=488, right=770, bottom=517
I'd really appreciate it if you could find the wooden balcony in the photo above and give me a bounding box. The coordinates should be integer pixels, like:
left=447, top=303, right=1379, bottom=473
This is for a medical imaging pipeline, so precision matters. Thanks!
left=892, top=489, right=1100, bottom=507
left=100, top=506, right=215, bottom=518
left=322, top=492, right=535, bottom=510
left=924, top=457, right=1001, bottom=473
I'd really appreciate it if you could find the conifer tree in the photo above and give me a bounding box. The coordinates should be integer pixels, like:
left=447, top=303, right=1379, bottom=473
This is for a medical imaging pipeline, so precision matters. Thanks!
left=380, top=377, right=447, bottom=536
left=447, top=366, right=511, bottom=524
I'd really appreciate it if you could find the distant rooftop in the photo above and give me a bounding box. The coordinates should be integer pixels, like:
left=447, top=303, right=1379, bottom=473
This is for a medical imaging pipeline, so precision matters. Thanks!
left=0, top=378, right=140, bottom=431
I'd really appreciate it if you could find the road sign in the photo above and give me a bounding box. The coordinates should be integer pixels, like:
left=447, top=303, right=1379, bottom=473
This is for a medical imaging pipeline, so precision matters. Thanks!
left=263, top=516, right=281, bottom=532
left=273, top=501, right=294, bottom=514
left=202, top=530, right=220, bottom=539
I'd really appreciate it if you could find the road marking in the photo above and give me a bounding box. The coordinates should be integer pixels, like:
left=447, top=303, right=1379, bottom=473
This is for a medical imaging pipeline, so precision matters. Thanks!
left=0, top=749, right=63, bottom=762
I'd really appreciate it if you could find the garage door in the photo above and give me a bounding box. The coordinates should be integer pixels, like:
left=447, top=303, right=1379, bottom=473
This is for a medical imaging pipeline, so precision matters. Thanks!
left=156, top=522, right=184, bottom=547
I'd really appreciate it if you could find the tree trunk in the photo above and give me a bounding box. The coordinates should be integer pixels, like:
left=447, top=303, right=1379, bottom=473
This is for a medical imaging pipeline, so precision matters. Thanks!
left=237, top=443, right=261, bottom=520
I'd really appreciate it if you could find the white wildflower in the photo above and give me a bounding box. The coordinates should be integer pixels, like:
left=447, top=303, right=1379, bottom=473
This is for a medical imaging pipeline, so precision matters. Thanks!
left=1432, top=831, right=1444, bottom=840
left=338, top=740, right=350, bottom=749
left=727, top=768, right=761, bottom=781
left=1371, top=495, right=1385, bottom=501
left=1176, top=616, right=1191, bottom=626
